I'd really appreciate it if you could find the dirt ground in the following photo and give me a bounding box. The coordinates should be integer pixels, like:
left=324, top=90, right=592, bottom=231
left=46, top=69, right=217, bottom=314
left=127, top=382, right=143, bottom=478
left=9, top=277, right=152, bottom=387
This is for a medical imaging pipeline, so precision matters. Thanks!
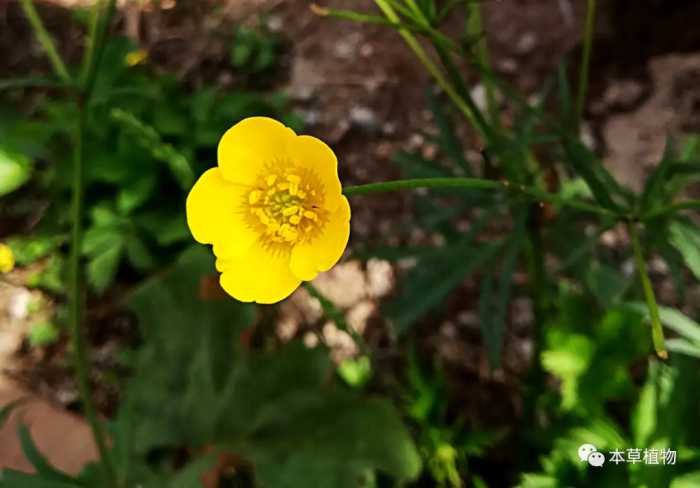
left=2, top=0, right=700, bottom=478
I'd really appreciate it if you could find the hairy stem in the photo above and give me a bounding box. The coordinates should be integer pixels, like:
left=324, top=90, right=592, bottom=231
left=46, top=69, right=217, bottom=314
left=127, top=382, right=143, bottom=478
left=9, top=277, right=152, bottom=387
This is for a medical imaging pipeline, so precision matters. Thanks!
left=627, top=222, right=667, bottom=359
left=343, top=177, right=618, bottom=217
left=372, top=0, right=486, bottom=138
left=466, top=0, right=497, bottom=123
left=304, top=282, right=370, bottom=356
left=575, top=0, right=596, bottom=131
left=70, top=0, right=119, bottom=485
left=82, top=0, right=117, bottom=95
left=19, top=0, right=71, bottom=83
left=69, top=99, right=117, bottom=486
left=642, top=200, right=700, bottom=221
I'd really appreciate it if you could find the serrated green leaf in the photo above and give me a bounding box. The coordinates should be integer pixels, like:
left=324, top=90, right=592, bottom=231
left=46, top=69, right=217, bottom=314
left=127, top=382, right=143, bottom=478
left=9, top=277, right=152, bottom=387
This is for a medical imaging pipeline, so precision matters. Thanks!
left=479, top=215, right=524, bottom=368
left=384, top=210, right=500, bottom=334
left=386, top=240, right=499, bottom=335
left=122, top=248, right=421, bottom=484
left=427, top=90, right=470, bottom=175
left=563, top=140, right=625, bottom=212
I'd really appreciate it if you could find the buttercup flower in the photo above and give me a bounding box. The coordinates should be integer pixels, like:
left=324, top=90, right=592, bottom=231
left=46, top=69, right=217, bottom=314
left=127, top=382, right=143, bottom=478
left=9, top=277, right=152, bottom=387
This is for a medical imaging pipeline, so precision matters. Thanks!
left=124, top=49, right=148, bottom=67
left=186, top=117, right=351, bottom=304
left=0, top=244, right=14, bottom=273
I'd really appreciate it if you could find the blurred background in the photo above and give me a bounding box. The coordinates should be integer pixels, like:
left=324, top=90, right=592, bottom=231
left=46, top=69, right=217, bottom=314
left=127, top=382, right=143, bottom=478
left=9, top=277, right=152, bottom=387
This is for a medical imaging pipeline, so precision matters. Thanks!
left=2, top=1, right=700, bottom=487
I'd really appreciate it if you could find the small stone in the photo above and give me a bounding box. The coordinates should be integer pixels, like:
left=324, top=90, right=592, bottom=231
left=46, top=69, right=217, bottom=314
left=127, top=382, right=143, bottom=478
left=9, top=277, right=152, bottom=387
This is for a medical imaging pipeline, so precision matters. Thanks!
left=497, top=58, right=518, bottom=74
left=349, top=106, right=379, bottom=133
left=515, top=32, right=537, bottom=54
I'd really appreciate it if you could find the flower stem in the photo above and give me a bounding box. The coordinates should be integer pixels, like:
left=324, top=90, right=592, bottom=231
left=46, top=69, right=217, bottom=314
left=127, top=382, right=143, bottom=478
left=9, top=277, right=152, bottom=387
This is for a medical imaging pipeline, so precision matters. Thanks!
left=627, top=222, right=667, bottom=359
left=466, top=0, right=497, bottom=123
left=642, top=199, right=700, bottom=221
left=70, top=98, right=118, bottom=486
left=304, top=282, right=370, bottom=356
left=82, top=0, right=117, bottom=96
left=575, top=0, right=596, bottom=131
left=19, top=0, right=71, bottom=83
left=71, top=1, right=119, bottom=485
left=372, top=0, right=486, bottom=138
left=343, top=177, right=618, bottom=217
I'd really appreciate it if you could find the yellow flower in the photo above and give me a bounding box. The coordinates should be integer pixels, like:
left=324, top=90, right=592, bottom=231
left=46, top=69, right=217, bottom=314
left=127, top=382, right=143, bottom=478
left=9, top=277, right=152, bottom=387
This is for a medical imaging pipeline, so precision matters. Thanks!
left=186, top=117, right=351, bottom=304
left=125, top=49, right=148, bottom=67
left=0, top=244, right=15, bottom=273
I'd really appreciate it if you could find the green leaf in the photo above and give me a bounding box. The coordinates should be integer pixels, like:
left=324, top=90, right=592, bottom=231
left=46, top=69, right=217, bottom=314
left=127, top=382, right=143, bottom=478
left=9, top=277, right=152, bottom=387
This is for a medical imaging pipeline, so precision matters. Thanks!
left=584, top=263, right=630, bottom=308
left=123, top=248, right=421, bottom=485
left=337, top=356, right=372, bottom=388
left=669, top=219, right=700, bottom=281
left=0, top=146, right=31, bottom=196
left=479, top=215, right=524, bottom=368
left=672, top=472, right=700, bottom=488
left=6, top=235, right=62, bottom=266
left=17, top=424, right=74, bottom=483
left=562, top=140, right=625, bottom=212
left=110, top=108, right=194, bottom=190
left=641, top=138, right=676, bottom=212
left=125, top=236, right=155, bottom=271
left=427, top=90, right=470, bottom=175
left=0, top=398, right=26, bottom=430
left=386, top=239, right=499, bottom=335
left=27, top=322, right=60, bottom=347
left=0, top=471, right=80, bottom=488
left=384, top=210, right=500, bottom=334
left=117, top=176, right=156, bottom=214
left=656, top=305, right=700, bottom=343
left=665, top=338, right=700, bottom=359
left=87, top=242, right=124, bottom=293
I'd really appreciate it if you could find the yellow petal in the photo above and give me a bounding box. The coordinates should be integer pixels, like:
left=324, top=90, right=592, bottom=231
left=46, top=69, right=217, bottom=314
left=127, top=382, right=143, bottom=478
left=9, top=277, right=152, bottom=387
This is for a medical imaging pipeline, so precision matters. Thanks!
left=288, top=135, right=343, bottom=211
left=218, top=246, right=301, bottom=304
left=186, top=168, right=257, bottom=256
left=218, top=117, right=296, bottom=185
left=0, top=244, right=15, bottom=273
left=290, top=196, right=351, bottom=280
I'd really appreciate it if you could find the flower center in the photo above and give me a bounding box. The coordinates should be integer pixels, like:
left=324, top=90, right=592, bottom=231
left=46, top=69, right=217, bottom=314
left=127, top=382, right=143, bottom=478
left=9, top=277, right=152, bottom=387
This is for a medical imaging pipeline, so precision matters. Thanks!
left=244, top=164, right=327, bottom=249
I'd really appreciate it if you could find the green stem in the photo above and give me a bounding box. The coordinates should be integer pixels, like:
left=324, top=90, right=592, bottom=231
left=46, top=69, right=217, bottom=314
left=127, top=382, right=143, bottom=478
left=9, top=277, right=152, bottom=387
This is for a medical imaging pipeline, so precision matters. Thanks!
left=575, top=0, right=596, bottom=131
left=69, top=99, right=117, bottom=486
left=304, top=282, right=370, bottom=356
left=466, top=0, right=497, bottom=123
left=642, top=200, right=700, bottom=221
left=627, top=222, right=667, bottom=359
left=68, top=1, right=119, bottom=485
left=81, top=0, right=103, bottom=84
left=433, top=43, right=492, bottom=140
left=372, top=0, right=486, bottom=138
left=82, top=0, right=117, bottom=96
left=342, top=177, right=618, bottom=217
left=19, top=0, right=71, bottom=83
left=0, top=77, right=72, bottom=92
left=519, top=205, right=547, bottom=470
